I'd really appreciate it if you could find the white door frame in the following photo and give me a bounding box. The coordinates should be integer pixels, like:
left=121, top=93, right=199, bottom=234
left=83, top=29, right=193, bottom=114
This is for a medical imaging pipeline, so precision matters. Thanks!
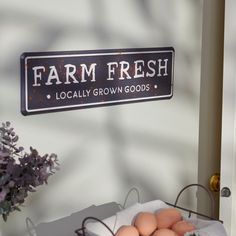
left=220, top=0, right=236, bottom=235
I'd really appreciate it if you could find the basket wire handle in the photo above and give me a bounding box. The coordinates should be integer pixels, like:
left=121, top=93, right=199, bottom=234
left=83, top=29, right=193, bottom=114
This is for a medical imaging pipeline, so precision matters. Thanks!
left=122, top=187, right=140, bottom=209
left=75, top=188, right=140, bottom=235
left=26, top=217, right=37, bottom=236
left=75, top=216, right=115, bottom=236
left=174, top=183, right=215, bottom=218
left=114, top=187, right=140, bottom=232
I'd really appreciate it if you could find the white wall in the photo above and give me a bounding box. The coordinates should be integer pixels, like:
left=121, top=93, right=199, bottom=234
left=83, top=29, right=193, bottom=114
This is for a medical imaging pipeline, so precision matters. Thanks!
left=0, top=0, right=203, bottom=235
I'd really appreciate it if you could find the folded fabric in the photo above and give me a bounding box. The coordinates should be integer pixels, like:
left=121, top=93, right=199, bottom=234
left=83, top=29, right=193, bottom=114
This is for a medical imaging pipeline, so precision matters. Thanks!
left=86, top=203, right=141, bottom=236
left=184, top=217, right=227, bottom=236
left=85, top=200, right=228, bottom=236
left=141, top=199, right=170, bottom=213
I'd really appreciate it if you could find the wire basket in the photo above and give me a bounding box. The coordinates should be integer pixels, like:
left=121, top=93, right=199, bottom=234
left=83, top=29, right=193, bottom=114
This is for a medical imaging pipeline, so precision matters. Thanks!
left=74, top=184, right=223, bottom=236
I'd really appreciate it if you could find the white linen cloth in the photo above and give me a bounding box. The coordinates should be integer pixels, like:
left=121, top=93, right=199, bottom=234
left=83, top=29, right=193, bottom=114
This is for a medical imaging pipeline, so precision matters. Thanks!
left=184, top=217, right=227, bottom=236
left=85, top=200, right=169, bottom=236
left=85, top=200, right=227, bottom=236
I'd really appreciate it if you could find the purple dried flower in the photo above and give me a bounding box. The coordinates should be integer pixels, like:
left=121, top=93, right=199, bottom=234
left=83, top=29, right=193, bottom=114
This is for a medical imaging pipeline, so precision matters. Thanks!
left=0, top=189, right=7, bottom=202
left=0, top=122, right=59, bottom=221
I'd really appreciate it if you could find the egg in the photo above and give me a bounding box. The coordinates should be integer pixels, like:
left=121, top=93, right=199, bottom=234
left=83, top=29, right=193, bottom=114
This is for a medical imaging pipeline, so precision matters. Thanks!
left=155, top=208, right=182, bottom=229
left=115, top=225, right=139, bottom=236
left=152, top=229, right=179, bottom=236
left=134, top=212, right=157, bottom=236
left=171, top=220, right=196, bottom=236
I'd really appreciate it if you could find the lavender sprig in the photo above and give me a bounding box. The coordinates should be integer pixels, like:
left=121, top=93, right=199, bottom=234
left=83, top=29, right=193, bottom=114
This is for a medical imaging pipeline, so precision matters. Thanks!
left=0, top=122, right=59, bottom=221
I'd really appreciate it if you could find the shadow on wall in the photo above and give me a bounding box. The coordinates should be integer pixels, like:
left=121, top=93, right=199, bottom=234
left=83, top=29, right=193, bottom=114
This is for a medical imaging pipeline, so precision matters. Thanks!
left=0, top=0, right=202, bottom=236
left=0, top=0, right=201, bottom=101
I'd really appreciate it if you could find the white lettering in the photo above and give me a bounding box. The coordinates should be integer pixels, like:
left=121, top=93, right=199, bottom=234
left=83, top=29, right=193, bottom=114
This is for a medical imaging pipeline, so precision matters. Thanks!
left=107, top=62, right=118, bottom=81
left=67, top=91, right=73, bottom=99
left=146, top=60, right=156, bottom=78
left=134, top=60, right=145, bottom=78
left=56, top=90, right=91, bottom=100
left=81, top=63, right=97, bottom=83
left=45, top=66, right=62, bottom=85
left=64, top=64, right=79, bottom=84
left=158, top=59, right=168, bottom=76
left=124, top=84, right=150, bottom=93
left=93, top=86, right=123, bottom=96
left=73, top=91, right=78, bottom=98
left=119, top=61, right=131, bottom=80
left=32, top=66, right=45, bottom=87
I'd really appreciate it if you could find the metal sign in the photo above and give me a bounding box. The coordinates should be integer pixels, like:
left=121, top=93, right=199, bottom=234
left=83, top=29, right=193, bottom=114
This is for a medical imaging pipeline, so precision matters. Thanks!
left=21, top=47, right=174, bottom=115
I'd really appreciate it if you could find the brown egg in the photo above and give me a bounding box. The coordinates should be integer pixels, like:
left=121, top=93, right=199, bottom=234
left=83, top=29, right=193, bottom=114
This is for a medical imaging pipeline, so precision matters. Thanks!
left=134, top=212, right=157, bottom=236
left=152, top=229, right=179, bottom=236
left=115, top=225, right=139, bottom=236
left=171, top=220, right=196, bottom=236
left=155, top=208, right=182, bottom=229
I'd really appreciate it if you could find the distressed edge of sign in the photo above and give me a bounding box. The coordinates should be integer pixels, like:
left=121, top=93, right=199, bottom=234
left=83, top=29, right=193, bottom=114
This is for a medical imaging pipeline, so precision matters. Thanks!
left=20, top=46, right=175, bottom=58
left=20, top=53, right=27, bottom=116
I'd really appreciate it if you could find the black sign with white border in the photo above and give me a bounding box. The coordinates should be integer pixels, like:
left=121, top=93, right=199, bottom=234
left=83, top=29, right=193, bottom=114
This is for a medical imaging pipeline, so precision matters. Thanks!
left=21, top=47, right=174, bottom=115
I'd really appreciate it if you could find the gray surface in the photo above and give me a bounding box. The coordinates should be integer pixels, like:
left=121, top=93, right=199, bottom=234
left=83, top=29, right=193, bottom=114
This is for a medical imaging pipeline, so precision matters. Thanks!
left=28, top=202, right=120, bottom=236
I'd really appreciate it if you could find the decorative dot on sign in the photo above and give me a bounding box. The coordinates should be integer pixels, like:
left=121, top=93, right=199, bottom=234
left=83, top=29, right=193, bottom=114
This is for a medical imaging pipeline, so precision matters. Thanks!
left=46, top=94, right=51, bottom=99
left=154, top=85, right=158, bottom=89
